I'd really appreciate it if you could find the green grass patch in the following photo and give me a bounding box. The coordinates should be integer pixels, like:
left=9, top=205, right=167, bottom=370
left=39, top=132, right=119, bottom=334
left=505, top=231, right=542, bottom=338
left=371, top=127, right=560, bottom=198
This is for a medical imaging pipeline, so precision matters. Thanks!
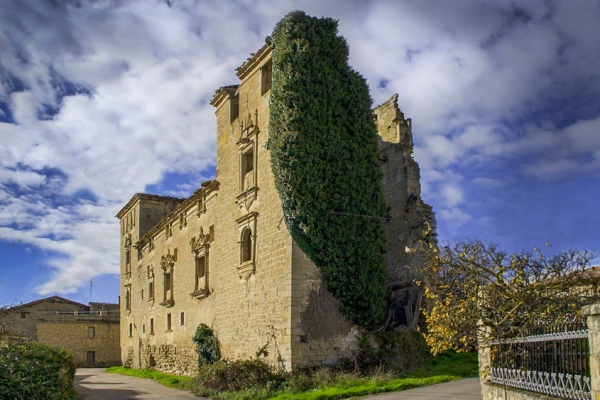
left=267, top=375, right=461, bottom=400
left=267, top=351, right=478, bottom=400
left=105, top=366, right=194, bottom=390
left=407, top=351, right=478, bottom=379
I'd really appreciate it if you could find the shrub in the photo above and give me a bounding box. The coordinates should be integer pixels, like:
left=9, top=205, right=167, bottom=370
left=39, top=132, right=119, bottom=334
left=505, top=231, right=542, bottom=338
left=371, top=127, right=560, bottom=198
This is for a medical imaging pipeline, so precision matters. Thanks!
left=344, top=331, right=430, bottom=375
left=0, top=341, right=77, bottom=400
left=193, top=323, right=221, bottom=367
left=268, top=10, right=388, bottom=328
left=194, top=358, right=288, bottom=396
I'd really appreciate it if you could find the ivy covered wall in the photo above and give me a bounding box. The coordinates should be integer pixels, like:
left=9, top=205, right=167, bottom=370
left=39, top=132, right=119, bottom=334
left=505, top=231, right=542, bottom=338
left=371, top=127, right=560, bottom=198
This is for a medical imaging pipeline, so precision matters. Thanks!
left=268, top=11, right=388, bottom=327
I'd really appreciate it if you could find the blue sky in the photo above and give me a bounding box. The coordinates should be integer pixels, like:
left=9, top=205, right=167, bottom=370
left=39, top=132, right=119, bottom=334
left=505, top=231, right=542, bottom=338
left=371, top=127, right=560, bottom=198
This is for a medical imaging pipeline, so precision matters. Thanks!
left=1, top=0, right=599, bottom=306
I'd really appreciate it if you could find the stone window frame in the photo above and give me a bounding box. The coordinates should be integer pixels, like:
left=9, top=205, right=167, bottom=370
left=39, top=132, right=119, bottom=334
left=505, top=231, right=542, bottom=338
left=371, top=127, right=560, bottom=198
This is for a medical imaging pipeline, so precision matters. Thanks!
left=147, top=263, right=155, bottom=305
left=166, top=313, right=172, bottom=332
left=230, top=92, right=240, bottom=123
left=190, top=228, right=210, bottom=299
left=149, top=318, right=154, bottom=335
left=87, top=351, right=95, bottom=363
left=124, top=234, right=132, bottom=279
left=128, top=323, right=133, bottom=337
left=88, top=326, right=95, bottom=339
left=178, top=212, right=187, bottom=230
left=239, top=141, right=257, bottom=194
left=235, top=109, right=259, bottom=210
left=236, top=212, right=258, bottom=281
left=159, top=250, right=175, bottom=307
left=261, top=60, right=272, bottom=96
left=180, top=312, right=185, bottom=326
left=124, top=284, right=131, bottom=314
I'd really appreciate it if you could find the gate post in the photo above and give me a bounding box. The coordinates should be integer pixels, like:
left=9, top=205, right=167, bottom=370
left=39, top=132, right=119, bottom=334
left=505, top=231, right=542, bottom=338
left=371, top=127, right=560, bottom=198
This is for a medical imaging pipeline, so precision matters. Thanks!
left=582, top=304, right=600, bottom=400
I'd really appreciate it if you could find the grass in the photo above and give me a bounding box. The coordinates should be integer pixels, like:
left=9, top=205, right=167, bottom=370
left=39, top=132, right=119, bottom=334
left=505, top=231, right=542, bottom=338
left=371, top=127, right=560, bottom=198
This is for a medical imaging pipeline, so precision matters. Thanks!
left=267, top=351, right=478, bottom=400
left=106, top=351, right=478, bottom=400
left=105, top=366, right=195, bottom=390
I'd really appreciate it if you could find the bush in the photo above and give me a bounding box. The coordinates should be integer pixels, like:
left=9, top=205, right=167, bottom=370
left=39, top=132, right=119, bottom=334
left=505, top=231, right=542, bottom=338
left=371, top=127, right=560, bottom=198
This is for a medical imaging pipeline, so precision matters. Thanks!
left=193, top=324, right=221, bottom=367
left=344, top=331, right=430, bottom=375
left=194, top=358, right=288, bottom=397
left=0, top=341, right=77, bottom=400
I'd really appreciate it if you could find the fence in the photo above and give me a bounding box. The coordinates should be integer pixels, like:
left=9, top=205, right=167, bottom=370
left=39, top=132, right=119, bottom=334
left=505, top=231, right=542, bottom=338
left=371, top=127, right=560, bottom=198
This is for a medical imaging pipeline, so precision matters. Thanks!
left=488, top=319, right=591, bottom=400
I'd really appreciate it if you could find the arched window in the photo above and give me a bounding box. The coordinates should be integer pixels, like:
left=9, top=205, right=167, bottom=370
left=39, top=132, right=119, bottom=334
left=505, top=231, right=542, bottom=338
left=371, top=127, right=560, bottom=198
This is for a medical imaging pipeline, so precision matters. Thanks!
left=241, top=228, right=252, bottom=263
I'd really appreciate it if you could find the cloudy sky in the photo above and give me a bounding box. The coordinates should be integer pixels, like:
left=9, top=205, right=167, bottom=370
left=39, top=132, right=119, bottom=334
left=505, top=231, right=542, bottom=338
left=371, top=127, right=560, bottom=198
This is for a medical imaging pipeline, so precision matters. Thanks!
left=1, top=0, right=599, bottom=306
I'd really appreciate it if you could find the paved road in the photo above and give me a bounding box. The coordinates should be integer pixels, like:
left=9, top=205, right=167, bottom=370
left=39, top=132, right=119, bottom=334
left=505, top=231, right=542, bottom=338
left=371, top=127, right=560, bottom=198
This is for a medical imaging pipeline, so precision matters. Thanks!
left=75, top=368, right=480, bottom=400
left=74, top=368, right=202, bottom=399
left=361, top=377, right=481, bottom=399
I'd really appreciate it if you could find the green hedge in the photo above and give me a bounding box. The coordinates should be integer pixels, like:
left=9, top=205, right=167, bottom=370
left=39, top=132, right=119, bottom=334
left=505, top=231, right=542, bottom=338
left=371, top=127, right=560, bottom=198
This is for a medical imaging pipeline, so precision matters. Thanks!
left=268, top=11, right=388, bottom=327
left=0, top=341, right=77, bottom=400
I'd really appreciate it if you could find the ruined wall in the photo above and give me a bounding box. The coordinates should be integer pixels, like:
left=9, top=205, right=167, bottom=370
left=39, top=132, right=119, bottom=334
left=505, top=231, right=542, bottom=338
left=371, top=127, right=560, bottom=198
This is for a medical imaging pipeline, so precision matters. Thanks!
left=374, top=94, right=436, bottom=330
left=38, top=318, right=120, bottom=367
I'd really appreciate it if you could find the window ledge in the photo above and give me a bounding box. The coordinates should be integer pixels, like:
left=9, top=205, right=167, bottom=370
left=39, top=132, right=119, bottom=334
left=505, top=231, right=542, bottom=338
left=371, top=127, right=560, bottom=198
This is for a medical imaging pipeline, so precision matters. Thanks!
left=237, top=261, right=255, bottom=282
left=159, top=299, right=174, bottom=308
left=191, top=289, right=210, bottom=299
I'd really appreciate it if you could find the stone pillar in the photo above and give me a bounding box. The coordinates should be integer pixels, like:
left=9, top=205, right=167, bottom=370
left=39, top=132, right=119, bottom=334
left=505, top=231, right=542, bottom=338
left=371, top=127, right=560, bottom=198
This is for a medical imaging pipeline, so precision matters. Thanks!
left=477, top=321, right=492, bottom=389
left=582, top=304, right=600, bottom=400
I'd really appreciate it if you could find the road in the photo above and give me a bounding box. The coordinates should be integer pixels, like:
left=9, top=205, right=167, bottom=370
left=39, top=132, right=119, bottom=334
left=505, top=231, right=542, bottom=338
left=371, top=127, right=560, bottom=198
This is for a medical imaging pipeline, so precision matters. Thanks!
left=75, top=368, right=480, bottom=400
left=74, top=368, right=201, bottom=400
left=361, top=377, right=481, bottom=399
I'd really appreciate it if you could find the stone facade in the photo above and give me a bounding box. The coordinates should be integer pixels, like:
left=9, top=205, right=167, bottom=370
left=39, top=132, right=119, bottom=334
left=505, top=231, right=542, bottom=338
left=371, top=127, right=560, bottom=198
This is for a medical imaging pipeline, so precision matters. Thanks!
left=0, top=296, right=88, bottom=341
left=117, top=43, right=435, bottom=374
left=38, top=317, right=121, bottom=367
left=0, top=296, right=121, bottom=367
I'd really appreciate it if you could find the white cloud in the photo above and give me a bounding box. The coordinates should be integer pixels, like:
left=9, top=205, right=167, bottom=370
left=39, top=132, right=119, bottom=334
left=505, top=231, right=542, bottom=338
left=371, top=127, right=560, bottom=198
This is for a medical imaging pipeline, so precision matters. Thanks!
left=0, top=0, right=599, bottom=294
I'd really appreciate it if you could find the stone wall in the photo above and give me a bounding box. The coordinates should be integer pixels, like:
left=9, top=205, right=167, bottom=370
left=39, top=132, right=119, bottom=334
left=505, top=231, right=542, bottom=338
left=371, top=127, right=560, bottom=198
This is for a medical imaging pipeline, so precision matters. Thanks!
left=124, top=343, right=198, bottom=376
left=38, top=319, right=121, bottom=367
left=0, top=296, right=88, bottom=341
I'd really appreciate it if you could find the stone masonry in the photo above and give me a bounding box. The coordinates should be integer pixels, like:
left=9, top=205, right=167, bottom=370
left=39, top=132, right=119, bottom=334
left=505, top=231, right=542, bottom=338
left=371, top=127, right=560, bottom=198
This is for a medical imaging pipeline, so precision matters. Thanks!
left=117, top=43, right=435, bottom=375
left=0, top=296, right=121, bottom=367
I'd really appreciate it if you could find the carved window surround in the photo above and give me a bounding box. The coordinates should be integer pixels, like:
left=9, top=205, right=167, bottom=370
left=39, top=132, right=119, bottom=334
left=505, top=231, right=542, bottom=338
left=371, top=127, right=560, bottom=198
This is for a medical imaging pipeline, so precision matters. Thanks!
left=236, top=109, right=259, bottom=211
left=124, top=284, right=131, bottom=316
left=190, top=228, right=211, bottom=299
left=147, top=266, right=155, bottom=306
left=159, top=249, right=175, bottom=308
left=124, top=234, right=132, bottom=280
left=236, top=212, right=258, bottom=282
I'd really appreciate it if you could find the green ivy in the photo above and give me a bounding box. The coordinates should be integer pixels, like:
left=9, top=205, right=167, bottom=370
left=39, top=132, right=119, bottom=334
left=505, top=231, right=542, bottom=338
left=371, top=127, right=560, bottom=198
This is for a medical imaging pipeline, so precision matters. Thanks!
left=193, top=324, right=221, bottom=367
left=268, top=11, right=387, bottom=327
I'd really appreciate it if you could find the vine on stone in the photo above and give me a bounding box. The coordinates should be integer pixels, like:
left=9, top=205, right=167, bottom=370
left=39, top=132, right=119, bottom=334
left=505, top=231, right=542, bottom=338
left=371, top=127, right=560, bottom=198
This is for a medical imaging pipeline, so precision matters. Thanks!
left=268, top=11, right=388, bottom=327
left=193, top=324, right=221, bottom=367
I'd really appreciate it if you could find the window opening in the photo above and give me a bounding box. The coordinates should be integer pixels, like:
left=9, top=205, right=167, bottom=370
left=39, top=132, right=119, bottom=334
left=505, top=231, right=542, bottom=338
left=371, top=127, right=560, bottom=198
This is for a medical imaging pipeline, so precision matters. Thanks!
left=241, top=228, right=252, bottom=263
left=261, top=60, right=272, bottom=95
left=196, top=256, right=206, bottom=291
left=230, top=93, right=240, bottom=123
